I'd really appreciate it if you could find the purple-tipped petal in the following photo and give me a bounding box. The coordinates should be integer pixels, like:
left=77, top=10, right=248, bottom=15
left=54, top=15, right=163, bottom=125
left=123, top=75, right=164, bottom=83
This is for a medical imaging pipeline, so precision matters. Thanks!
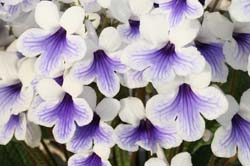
left=67, top=113, right=114, bottom=153
left=72, top=49, right=126, bottom=97
left=117, top=19, right=140, bottom=42
left=115, top=119, right=181, bottom=152
left=33, top=93, right=93, bottom=143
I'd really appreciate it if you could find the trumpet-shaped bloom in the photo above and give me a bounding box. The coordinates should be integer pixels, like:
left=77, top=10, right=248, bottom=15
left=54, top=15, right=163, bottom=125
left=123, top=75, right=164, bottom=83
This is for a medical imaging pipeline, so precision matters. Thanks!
left=148, top=69, right=228, bottom=141
left=154, top=0, right=203, bottom=27
left=0, top=52, right=35, bottom=125
left=229, top=0, right=250, bottom=22
left=67, top=87, right=120, bottom=153
left=68, top=145, right=111, bottom=166
left=17, top=1, right=86, bottom=76
left=115, top=97, right=182, bottom=153
left=29, top=73, right=93, bottom=143
left=212, top=91, right=250, bottom=166
left=123, top=19, right=205, bottom=84
left=71, top=24, right=126, bottom=97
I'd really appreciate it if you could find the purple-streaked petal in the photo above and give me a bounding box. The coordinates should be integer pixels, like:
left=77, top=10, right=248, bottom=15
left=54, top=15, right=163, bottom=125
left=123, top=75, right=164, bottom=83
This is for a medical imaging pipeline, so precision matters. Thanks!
left=115, top=119, right=181, bottom=152
left=68, top=153, right=111, bottom=166
left=125, top=41, right=205, bottom=83
left=0, top=81, right=32, bottom=124
left=157, top=0, right=203, bottom=27
left=18, top=27, right=86, bottom=76
left=224, top=33, right=250, bottom=71
left=67, top=113, right=114, bottom=153
left=195, top=41, right=228, bottom=83
left=117, top=20, right=140, bottom=43
left=72, top=49, right=125, bottom=97
left=0, top=113, right=26, bottom=145
left=2, top=4, right=21, bottom=21
left=33, top=93, right=93, bottom=143
left=147, top=84, right=227, bottom=141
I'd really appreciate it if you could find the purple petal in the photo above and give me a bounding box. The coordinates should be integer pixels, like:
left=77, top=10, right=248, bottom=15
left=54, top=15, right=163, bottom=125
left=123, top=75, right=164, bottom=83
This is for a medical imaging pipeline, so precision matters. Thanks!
left=195, top=41, right=228, bottom=82
left=67, top=113, right=114, bottom=153
left=68, top=153, right=109, bottom=166
left=34, top=93, right=93, bottom=143
left=72, top=49, right=125, bottom=97
left=116, top=119, right=180, bottom=152
left=148, top=84, right=226, bottom=141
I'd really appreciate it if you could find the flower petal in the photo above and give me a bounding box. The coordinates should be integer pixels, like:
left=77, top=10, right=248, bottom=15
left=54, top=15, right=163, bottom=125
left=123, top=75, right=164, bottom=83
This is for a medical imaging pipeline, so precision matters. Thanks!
left=239, top=89, right=250, bottom=121
left=171, top=152, right=192, bottom=166
left=95, top=98, right=120, bottom=122
left=99, top=27, right=122, bottom=52
left=60, top=6, right=85, bottom=34
left=119, top=97, right=145, bottom=125
left=145, top=158, right=168, bottom=166
left=25, top=121, right=41, bottom=148
left=35, top=1, right=59, bottom=31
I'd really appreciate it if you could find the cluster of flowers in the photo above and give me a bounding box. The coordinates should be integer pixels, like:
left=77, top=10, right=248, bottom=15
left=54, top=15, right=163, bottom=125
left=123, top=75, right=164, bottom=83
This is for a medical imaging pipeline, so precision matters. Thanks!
left=0, top=0, right=250, bottom=165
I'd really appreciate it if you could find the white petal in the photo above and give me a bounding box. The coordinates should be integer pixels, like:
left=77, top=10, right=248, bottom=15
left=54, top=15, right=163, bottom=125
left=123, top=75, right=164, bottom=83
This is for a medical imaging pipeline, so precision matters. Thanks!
left=93, top=144, right=111, bottom=160
left=119, top=97, right=146, bottom=125
left=171, top=152, right=192, bottom=166
left=185, top=64, right=212, bottom=89
left=239, top=89, right=250, bottom=121
left=95, top=98, right=120, bottom=122
left=211, top=126, right=236, bottom=158
left=145, top=158, right=168, bottom=166
left=229, top=0, right=250, bottom=22
left=99, top=27, right=122, bottom=52
left=15, top=113, right=27, bottom=141
left=97, top=0, right=111, bottom=8
left=60, top=6, right=85, bottom=34
left=153, top=77, right=183, bottom=94
left=169, top=19, right=201, bottom=47
left=0, top=51, right=18, bottom=80
left=18, top=58, right=36, bottom=87
left=140, top=14, right=169, bottom=44
left=202, top=12, right=234, bottom=41
left=109, top=0, right=132, bottom=23
left=78, top=86, right=97, bottom=110
left=36, top=78, right=64, bottom=101
left=129, top=0, right=153, bottom=16
left=63, top=72, right=83, bottom=97
left=35, top=1, right=60, bottom=31
left=25, top=121, right=41, bottom=148
left=217, top=95, right=239, bottom=126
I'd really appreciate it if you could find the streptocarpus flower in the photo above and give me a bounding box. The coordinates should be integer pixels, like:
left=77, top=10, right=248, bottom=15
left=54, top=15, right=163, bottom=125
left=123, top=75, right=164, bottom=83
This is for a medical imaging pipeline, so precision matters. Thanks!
left=145, top=152, right=192, bottom=166
left=148, top=68, right=228, bottom=141
left=29, top=73, right=93, bottom=143
left=212, top=91, right=250, bottom=166
left=0, top=112, right=41, bottom=147
left=71, top=23, right=126, bottom=97
left=110, top=0, right=153, bottom=43
left=0, top=52, right=35, bottom=125
left=68, top=145, right=111, bottom=166
left=229, top=0, right=250, bottom=22
left=123, top=18, right=205, bottom=84
left=17, top=1, right=87, bottom=77
left=67, top=86, right=120, bottom=153
left=115, top=97, right=182, bottom=153
left=153, top=0, right=203, bottom=27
